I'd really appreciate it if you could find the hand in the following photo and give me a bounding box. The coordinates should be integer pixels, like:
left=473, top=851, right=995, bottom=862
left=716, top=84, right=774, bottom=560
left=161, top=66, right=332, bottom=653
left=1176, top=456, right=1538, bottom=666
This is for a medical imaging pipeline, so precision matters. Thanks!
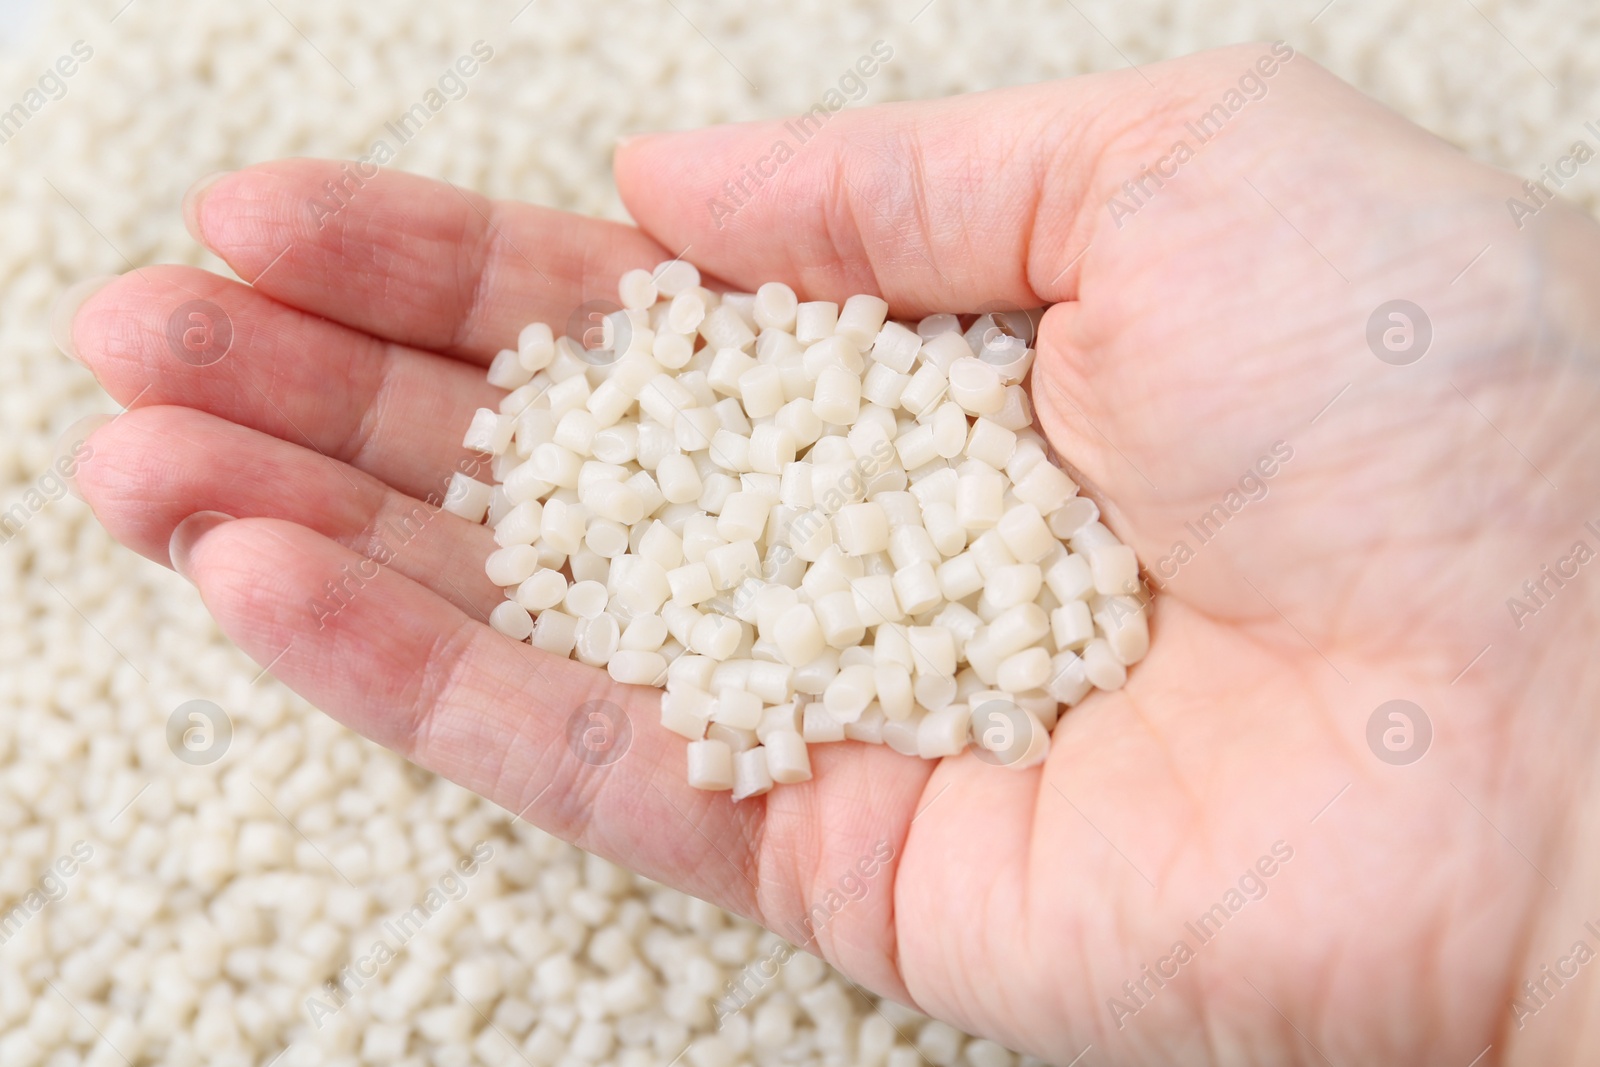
left=63, top=42, right=1600, bottom=1065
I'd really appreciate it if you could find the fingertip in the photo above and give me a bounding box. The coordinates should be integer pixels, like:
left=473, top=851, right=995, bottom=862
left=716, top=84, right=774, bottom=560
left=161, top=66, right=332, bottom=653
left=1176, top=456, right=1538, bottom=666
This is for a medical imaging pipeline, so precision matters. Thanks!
left=49, top=275, right=118, bottom=366
left=181, top=170, right=234, bottom=247
left=169, top=510, right=236, bottom=581
left=52, top=413, right=115, bottom=502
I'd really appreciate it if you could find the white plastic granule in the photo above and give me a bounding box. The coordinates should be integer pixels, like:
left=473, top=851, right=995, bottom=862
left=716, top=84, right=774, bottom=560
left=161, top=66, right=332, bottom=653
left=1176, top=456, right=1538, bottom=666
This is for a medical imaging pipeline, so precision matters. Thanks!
left=467, top=264, right=1150, bottom=795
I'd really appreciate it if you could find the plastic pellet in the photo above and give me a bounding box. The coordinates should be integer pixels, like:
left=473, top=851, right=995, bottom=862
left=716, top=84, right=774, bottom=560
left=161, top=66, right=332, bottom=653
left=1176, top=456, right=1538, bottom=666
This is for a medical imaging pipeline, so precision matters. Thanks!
left=754, top=282, right=798, bottom=332
left=814, top=591, right=865, bottom=648
left=690, top=615, right=743, bottom=660
left=1082, top=638, right=1127, bottom=691
left=444, top=472, right=495, bottom=522
left=530, top=610, right=579, bottom=657
left=1088, top=543, right=1140, bottom=596
left=947, top=357, right=1006, bottom=415
left=711, top=690, right=762, bottom=730
left=490, top=601, right=534, bottom=640
left=731, top=747, right=775, bottom=801
left=763, top=731, right=812, bottom=784
left=565, top=580, right=610, bottom=619
left=609, top=650, right=667, bottom=686
left=575, top=613, right=621, bottom=666
left=1051, top=600, right=1095, bottom=651
left=802, top=702, right=847, bottom=743
left=997, top=503, right=1054, bottom=563
left=811, top=364, right=862, bottom=426
left=515, top=569, right=567, bottom=612
left=1093, top=595, right=1151, bottom=665
left=686, top=739, right=735, bottom=791
left=916, top=703, right=971, bottom=758
left=997, top=647, right=1051, bottom=693
left=486, top=545, right=540, bottom=587
left=822, top=664, right=875, bottom=722
left=775, top=604, right=826, bottom=667
left=835, top=294, right=889, bottom=350
left=834, top=502, right=889, bottom=556
left=619, top=268, right=658, bottom=310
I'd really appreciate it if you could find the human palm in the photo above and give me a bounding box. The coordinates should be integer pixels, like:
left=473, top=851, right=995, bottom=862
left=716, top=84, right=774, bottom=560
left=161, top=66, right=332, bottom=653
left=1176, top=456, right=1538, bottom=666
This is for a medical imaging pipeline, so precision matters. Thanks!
left=65, top=45, right=1600, bottom=1065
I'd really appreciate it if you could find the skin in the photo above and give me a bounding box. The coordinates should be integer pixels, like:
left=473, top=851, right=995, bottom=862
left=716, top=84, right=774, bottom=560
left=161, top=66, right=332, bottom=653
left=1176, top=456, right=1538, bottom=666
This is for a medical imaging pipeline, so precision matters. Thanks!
left=57, top=43, right=1600, bottom=1066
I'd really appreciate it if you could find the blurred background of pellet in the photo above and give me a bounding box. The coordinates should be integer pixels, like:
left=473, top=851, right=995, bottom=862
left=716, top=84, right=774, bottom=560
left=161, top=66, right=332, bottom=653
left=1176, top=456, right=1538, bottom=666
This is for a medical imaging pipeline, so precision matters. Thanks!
left=0, top=1, right=1593, bottom=1064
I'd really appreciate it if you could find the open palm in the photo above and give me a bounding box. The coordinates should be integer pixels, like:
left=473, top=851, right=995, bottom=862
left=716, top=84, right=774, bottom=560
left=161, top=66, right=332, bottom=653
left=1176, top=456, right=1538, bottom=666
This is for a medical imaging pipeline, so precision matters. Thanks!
left=66, top=45, right=1600, bottom=1066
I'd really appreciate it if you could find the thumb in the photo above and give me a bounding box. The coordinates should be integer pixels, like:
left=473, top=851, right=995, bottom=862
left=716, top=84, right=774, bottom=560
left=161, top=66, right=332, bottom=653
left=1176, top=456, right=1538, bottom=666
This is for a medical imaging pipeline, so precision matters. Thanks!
left=613, top=65, right=1156, bottom=313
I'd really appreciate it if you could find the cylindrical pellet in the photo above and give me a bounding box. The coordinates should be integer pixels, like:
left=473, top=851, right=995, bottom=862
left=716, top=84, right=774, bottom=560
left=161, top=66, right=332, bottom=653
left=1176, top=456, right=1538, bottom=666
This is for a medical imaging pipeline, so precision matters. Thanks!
left=775, top=604, right=826, bottom=666
left=814, top=590, right=865, bottom=648
left=686, top=739, right=734, bottom=790
left=574, top=612, right=621, bottom=667
left=565, top=580, right=609, bottom=619
left=690, top=614, right=743, bottom=660
left=996, top=647, right=1051, bottom=692
left=485, top=545, right=540, bottom=587
left=835, top=294, right=889, bottom=350
left=955, top=467, right=1004, bottom=530
left=731, top=747, right=775, bottom=801
left=608, top=650, right=667, bottom=685
left=812, top=364, right=862, bottom=426
left=585, top=518, right=631, bottom=558
left=823, top=664, right=875, bottom=722
left=754, top=282, right=799, bottom=332
left=1093, top=595, right=1151, bottom=665
left=1089, top=544, right=1140, bottom=596
left=802, top=701, right=847, bottom=743
left=916, top=703, right=971, bottom=758
left=947, top=357, right=1006, bottom=415
left=1047, top=651, right=1095, bottom=705
left=983, top=563, right=1042, bottom=610
left=530, top=609, right=579, bottom=656
left=490, top=601, right=534, bottom=640
left=834, top=502, right=889, bottom=556
left=516, top=569, right=568, bottom=611
left=874, top=665, right=914, bottom=721
left=655, top=453, right=703, bottom=504
left=763, top=731, right=812, bottom=784
left=794, top=301, right=838, bottom=344
left=1047, top=496, right=1099, bottom=539
left=1052, top=601, right=1095, bottom=651
left=891, top=562, right=942, bottom=616
left=997, top=503, right=1055, bottom=563
left=987, top=603, right=1049, bottom=659
left=1082, top=638, right=1127, bottom=691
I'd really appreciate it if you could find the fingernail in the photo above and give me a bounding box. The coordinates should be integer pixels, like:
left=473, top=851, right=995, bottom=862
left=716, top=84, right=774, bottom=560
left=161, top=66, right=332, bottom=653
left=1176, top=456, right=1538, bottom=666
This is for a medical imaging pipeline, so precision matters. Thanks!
left=182, top=170, right=232, bottom=246
left=169, top=510, right=235, bottom=582
left=49, top=275, right=116, bottom=365
left=613, top=132, right=656, bottom=157
left=53, top=413, right=114, bottom=502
